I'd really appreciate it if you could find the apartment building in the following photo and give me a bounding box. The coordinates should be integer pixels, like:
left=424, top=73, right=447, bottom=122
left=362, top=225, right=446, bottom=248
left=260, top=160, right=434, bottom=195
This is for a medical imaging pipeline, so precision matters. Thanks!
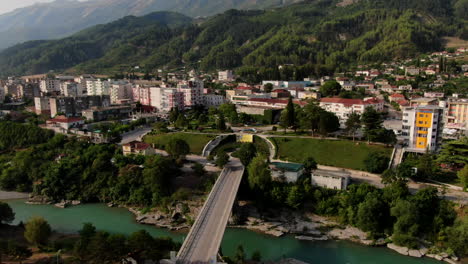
left=110, top=83, right=133, bottom=104
left=402, top=105, right=444, bottom=152
left=218, top=70, right=235, bottom=82
left=133, top=86, right=151, bottom=106
left=49, top=95, right=111, bottom=117
left=203, top=94, right=225, bottom=107
left=86, top=79, right=110, bottom=96
left=445, top=98, right=468, bottom=130
left=60, top=82, right=83, bottom=97
left=319, top=97, right=384, bottom=126
left=40, top=79, right=61, bottom=93
left=150, top=87, right=184, bottom=112
left=34, top=97, right=51, bottom=115
left=177, top=79, right=204, bottom=107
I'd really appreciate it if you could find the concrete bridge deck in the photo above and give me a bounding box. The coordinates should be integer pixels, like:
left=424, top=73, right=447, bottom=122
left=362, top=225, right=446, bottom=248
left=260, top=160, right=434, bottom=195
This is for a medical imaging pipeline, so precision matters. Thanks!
left=177, top=159, right=244, bottom=264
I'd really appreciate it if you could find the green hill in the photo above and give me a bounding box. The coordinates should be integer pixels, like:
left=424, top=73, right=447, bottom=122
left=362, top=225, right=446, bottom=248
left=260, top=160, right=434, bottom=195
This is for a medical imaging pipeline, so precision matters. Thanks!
left=0, top=0, right=466, bottom=78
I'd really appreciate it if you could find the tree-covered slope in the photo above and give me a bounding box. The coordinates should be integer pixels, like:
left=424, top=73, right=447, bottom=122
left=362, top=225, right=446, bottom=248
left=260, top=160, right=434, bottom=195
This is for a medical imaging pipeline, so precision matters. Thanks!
left=0, top=0, right=465, bottom=77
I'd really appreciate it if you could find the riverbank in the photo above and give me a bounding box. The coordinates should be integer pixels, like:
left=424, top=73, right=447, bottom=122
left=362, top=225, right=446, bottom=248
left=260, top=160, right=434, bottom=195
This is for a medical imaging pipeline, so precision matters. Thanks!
left=0, top=190, right=29, bottom=200
left=127, top=200, right=460, bottom=263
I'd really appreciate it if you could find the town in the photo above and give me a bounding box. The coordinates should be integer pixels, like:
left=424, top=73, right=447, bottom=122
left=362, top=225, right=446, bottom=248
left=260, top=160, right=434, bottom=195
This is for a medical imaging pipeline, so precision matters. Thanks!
left=0, top=46, right=467, bottom=263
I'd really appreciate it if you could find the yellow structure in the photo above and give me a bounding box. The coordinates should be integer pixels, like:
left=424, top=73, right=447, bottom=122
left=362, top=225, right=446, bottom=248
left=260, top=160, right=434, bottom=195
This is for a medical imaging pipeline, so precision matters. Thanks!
left=402, top=106, right=443, bottom=152
left=238, top=134, right=254, bottom=143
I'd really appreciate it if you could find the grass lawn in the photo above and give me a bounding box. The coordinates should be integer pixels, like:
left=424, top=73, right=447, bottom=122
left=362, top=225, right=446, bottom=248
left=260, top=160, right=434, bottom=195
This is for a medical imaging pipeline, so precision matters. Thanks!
left=271, top=137, right=393, bottom=171
left=144, top=133, right=216, bottom=155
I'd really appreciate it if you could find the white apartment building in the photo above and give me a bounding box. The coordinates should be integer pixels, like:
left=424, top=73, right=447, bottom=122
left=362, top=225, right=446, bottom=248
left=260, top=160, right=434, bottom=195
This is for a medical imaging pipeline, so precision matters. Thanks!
left=133, top=86, right=151, bottom=106
left=40, top=79, right=61, bottom=93
left=203, top=94, right=225, bottom=107
left=218, top=70, right=235, bottom=82
left=110, top=83, right=133, bottom=104
left=402, top=105, right=444, bottom=152
left=445, top=98, right=468, bottom=131
left=86, top=79, right=110, bottom=96
left=319, top=97, right=384, bottom=126
left=150, top=87, right=184, bottom=112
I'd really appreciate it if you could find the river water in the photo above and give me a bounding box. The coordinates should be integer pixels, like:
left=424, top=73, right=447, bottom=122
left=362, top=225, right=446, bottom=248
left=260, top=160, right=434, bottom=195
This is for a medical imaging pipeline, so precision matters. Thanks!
left=4, top=200, right=441, bottom=264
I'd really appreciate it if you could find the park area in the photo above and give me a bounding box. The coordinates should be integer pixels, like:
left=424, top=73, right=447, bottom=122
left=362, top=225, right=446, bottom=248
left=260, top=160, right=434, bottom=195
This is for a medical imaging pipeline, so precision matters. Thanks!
left=271, top=137, right=393, bottom=171
left=144, top=133, right=216, bottom=155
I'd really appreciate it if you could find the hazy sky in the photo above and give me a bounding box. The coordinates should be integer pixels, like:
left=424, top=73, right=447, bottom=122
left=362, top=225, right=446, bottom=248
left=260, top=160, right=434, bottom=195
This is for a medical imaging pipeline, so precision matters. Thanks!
left=0, top=0, right=56, bottom=15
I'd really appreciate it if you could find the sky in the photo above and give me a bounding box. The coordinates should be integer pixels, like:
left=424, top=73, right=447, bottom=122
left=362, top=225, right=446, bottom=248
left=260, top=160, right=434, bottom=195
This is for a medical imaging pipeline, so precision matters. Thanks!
left=0, top=0, right=59, bottom=15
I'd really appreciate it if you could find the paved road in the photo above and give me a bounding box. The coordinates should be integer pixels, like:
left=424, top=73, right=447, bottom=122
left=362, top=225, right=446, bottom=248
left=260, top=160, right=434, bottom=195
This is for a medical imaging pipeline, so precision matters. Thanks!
left=177, top=159, right=244, bottom=264
left=119, top=127, right=152, bottom=145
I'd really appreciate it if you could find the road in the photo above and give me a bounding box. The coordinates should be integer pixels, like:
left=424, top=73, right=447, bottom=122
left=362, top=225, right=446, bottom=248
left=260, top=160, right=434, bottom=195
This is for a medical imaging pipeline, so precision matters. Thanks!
left=177, top=159, right=245, bottom=264
left=119, top=127, right=152, bottom=145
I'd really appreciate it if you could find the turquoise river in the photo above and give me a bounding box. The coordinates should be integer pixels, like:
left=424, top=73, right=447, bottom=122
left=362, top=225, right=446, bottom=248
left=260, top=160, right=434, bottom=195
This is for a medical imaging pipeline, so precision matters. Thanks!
left=4, top=199, right=441, bottom=264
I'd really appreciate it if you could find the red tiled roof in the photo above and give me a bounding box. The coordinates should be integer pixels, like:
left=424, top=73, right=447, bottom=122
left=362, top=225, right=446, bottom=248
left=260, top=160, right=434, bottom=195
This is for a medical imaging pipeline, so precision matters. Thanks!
left=390, top=93, right=405, bottom=98
left=320, top=97, right=383, bottom=106
left=248, top=98, right=307, bottom=106
left=124, top=141, right=152, bottom=150
left=48, top=116, right=83, bottom=123
left=236, top=86, right=253, bottom=90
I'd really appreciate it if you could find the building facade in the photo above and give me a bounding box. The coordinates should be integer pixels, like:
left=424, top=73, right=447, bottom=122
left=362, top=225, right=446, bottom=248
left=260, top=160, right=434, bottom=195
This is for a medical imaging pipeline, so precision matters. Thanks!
left=319, top=97, right=384, bottom=126
left=402, top=106, right=444, bottom=152
left=311, top=169, right=350, bottom=190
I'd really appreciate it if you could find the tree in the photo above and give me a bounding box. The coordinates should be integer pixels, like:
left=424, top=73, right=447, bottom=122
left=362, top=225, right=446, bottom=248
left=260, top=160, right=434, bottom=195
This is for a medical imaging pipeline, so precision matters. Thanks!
left=6, top=242, right=32, bottom=264
left=217, top=113, right=227, bottom=132
left=234, top=245, right=246, bottom=264
left=361, top=107, right=383, bottom=142
left=279, top=109, right=289, bottom=133
left=24, top=217, right=52, bottom=246
left=303, top=156, right=317, bottom=174
left=251, top=250, right=262, bottom=261
left=437, top=137, right=468, bottom=167
left=0, top=202, right=14, bottom=225
left=166, top=138, right=190, bottom=159
left=216, top=151, right=230, bottom=168
left=300, top=102, right=322, bottom=136
left=286, top=97, right=295, bottom=128
left=458, top=166, right=468, bottom=191
left=320, top=81, right=342, bottom=97
left=364, top=152, right=390, bottom=173
left=236, top=143, right=257, bottom=166
left=264, top=83, right=274, bottom=93
left=391, top=200, right=420, bottom=248
left=318, top=111, right=340, bottom=136
left=175, top=115, right=188, bottom=129
left=286, top=185, right=303, bottom=209
left=169, top=107, right=180, bottom=123
left=247, top=156, right=271, bottom=191
left=356, top=192, right=388, bottom=236
left=345, top=112, right=361, bottom=141
left=382, top=163, right=413, bottom=184
left=446, top=217, right=468, bottom=256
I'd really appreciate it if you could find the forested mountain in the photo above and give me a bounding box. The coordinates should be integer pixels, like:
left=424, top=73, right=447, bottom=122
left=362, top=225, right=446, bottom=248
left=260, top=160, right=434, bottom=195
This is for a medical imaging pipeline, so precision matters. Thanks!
left=0, top=0, right=466, bottom=77
left=0, top=0, right=300, bottom=50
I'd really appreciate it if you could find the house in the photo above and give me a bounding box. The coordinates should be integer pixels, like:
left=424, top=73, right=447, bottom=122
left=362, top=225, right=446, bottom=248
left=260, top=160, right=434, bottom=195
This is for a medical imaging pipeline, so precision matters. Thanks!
left=311, top=169, right=350, bottom=190
left=46, top=116, right=84, bottom=133
left=270, top=162, right=304, bottom=183
left=424, top=92, right=445, bottom=98
left=122, top=141, right=156, bottom=156
left=410, top=97, right=439, bottom=107
left=389, top=93, right=406, bottom=103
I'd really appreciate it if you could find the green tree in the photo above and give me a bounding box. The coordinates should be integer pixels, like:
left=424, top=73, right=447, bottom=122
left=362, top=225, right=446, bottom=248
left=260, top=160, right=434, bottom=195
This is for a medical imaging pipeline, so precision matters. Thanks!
left=391, top=199, right=420, bottom=248
left=6, top=242, right=32, bottom=264
left=356, top=192, right=388, bottom=236
left=235, top=245, right=246, bottom=264
left=169, top=107, right=180, bottom=123
left=286, top=185, right=303, bottom=209
left=175, top=115, right=188, bottom=129
left=345, top=112, right=361, bottom=141
left=0, top=202, right=14, bottom=225
left=364, top=152, right=390, bottom=173
left=236, top=143, right=257, bottom=166
left=217, top=113, right=227, bottom=132
left=264, top=83, right=274, bottom=93
left=361, top=107, right=383, bottom=143
left=320, top=81, right=342, bottom=97
left=216, top=151, right=230, bottom=168
left=303, top=156, right=317, bottom=174
left=24, top=217, right=52, bottom=246
left=446, top=216, right=468, bottom=256
left=286, top=97, right=295, bottom=128
left=247, top=156, right=271, bottom=191
left=437, top=137, right=468, bottom=166
left=166, top=138, right=190, bottom=159
left=279, top=109, right=289, bottom=133
left=318, top=111, right=340, bottom=136
left=458, top=166, right=468, bottom=191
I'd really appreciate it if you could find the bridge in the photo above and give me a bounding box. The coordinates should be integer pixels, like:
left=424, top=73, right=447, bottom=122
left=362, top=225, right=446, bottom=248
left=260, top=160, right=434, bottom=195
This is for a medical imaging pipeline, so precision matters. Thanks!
left=175, top=158, right=245, bottom=264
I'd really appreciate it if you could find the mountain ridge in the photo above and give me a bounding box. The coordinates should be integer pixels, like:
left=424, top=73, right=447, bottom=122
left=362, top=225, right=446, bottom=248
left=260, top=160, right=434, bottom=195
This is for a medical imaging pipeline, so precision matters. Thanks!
left=0, top=0, right=301, bottom=50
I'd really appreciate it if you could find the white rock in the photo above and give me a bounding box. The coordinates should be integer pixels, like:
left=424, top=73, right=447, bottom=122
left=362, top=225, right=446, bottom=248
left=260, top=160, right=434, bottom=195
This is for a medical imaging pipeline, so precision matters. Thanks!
left=435, top=255, right=444, bottom=261
left=408, top=249, right=422, bottom=258
left=444, top=259, right=457, bottom=264
left=419, top=247, right=428, bottom=256
left=387, top=243, right=409, bottom=256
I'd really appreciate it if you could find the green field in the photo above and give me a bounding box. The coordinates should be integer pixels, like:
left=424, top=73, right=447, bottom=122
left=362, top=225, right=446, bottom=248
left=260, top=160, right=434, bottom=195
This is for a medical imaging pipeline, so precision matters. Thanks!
left=144, top=133, right=216, bottom=155
left=271, top=137, right=393, bottom=171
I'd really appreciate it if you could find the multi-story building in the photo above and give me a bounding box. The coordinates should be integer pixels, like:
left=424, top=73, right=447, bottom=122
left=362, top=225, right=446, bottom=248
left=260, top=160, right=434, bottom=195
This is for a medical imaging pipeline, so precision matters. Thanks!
left=86, top=79, right=110, bottom=96
left=40, top=79, right=61, bottom=93
left=150, top=87, right=184, bottom=112
left=177, top=79, right=204, bottom=108
left=319, top=97, right=384, bottom=126
left=445, top=98, right=468, bottom=131
left=203, top=94, right=225, bottom=108
left=402, top=105, right=444, bottom=152
left=49, top=95, right=111, bottom=117
left=18, top=83, right=39, bottom=99
left=218, top=70, right=235, bottom=82
left=110, top=83, right=133, bottom=104
left=60, top=82, right=83, bottom=97
left=82, top=106, right=132, bottom=121
left=133, top=86, right=152, bottom=106
left=34, top=97, right=51, bottom=115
